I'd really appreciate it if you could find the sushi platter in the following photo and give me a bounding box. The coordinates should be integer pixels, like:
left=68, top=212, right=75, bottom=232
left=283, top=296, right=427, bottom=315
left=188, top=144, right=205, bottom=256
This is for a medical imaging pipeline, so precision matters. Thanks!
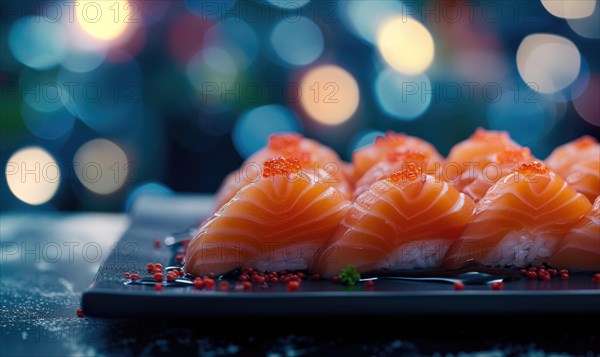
left=82, top=130, right=600, bottom=317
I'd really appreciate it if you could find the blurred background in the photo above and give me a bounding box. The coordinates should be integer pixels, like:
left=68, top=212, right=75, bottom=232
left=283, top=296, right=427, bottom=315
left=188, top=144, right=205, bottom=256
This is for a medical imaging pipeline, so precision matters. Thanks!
left=1, top=0, right=598, bottom=212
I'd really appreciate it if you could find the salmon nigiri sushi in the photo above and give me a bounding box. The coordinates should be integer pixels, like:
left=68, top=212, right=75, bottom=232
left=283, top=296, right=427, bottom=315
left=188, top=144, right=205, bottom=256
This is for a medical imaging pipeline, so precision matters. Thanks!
left=352, top=131, right=442, bottom=181
left=185, top=156, right=351, bottom=276
left=546, top=136, right=599, bottom=202
left=462, top=147, right=535, bottom=202
left=312, top=164, right=475, bottom=277
left=444, top=162, right=592, bottom=269
left=444, top=128, right=521, bottom=187
left=215, top=133, right=351, bottom=210
left=550, top=196, right=600, bottom=271
left=353, top=149, right=439, bottom=198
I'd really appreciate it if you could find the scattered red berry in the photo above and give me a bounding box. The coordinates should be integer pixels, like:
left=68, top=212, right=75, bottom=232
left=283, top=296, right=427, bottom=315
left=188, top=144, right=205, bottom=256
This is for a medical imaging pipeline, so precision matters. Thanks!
left=331, top=275, right=340, bottom=283
left=287, top=280, right=301, bottom=292
left=365, top=280, right=375, bottom=288
left=154, top=263, right=163, bottom=271
left=559, top=269, right=569, bottom=275
left=548, top=269, right=557, bottom=277
left=153, top=272, right=164, bottom=282
left=491, top=281, right=504, bottom=290
left=540, top=272, right=551, bottom=282
left=453, top=281, right=464, bottom=291
left=124, top=272, right=131, bottom=279
left=167, top=273, right=176, bottom=282
left=147, top=263, right=154, bottom=273
left=239, top=274, right=249, bottom=282
left=154, top=240, right=162, bottom=249
left=131, top=273, right=139, bottom=281
left=193, top=277, right=204, bottom=289
left=76, top=309, right=84, bottom=318
left=242, top=281, right=252, bottom=291
left=204, top=278, right=215, bottom=289
left=593, top=273, right=600, bottom=282
left=526, top=271, right=537, bottom=280
left=311, top=274, right=321, bottom=281
left=255, top=276, right=266, bottom=285
left=219, top=281, right=229, bottom=291
left=270, top=277, right=279, bottom=284
left=560, top=273, right=569, bottom=281
left=154, top=283, right=164, bottom=291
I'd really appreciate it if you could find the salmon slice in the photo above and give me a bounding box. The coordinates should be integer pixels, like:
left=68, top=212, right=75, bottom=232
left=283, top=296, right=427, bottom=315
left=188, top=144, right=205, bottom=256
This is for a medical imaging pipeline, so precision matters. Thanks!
left=353, top=149, right=441, bottom=198
left=444, top=162, right=592, bottom=269
left=215, top=133, right=351, bottom=210
left=185, top=156, right=351, bottom=276
left=550, top=196, right=600, bottom=271
left=546, top=136, right=599, bottom=202
left=312, top=163, right=475, bottom=277
left=444, top=128, right=521, bottom=187
left=462, top=147, right=535, bottom=202
left=352, top=131, right=441, bottom=181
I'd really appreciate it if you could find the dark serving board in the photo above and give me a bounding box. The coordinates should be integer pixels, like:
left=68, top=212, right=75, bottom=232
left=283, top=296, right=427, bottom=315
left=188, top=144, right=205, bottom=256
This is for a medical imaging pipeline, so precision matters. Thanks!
left=82, top=195, right=600, bottom=318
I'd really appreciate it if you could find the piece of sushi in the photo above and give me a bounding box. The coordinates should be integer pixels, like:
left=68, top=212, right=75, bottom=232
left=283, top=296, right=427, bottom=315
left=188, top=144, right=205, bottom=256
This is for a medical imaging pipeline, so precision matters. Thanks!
left=312, top=163, right=475, bottom=277
left=546, top=136, right=599, bottom=202
left=353, top=149, right=441, bottom=198
left=462, top=147, right=535, bottom=202
left=214, top=133, right=351, bottom=210
left=351, top=131, right=441, bottom=181
left=550, top=196, right=600, bottom=271
left=444, top=162, right=592, bottom=269
left=185, top=156, right=351, bottom=276
left=444, top=128, right=521, bottom=188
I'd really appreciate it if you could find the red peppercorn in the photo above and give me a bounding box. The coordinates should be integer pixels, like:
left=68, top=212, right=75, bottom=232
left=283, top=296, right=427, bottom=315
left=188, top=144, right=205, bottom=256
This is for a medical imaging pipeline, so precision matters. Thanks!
left=547, top=269, right=557, bottom=277
left=131, top=273, right=139, bottom=281
left=154, top=239, right=161, bottom=249
left=155, top=263, right=163, bottom=271
left=167, top=273, right=176, bottom=282
left=147, top=263, right=154, bottom=273
left=283, top=276, right=291, bottom=283
left=154, top=272, right=164, bottom=282
left=245, top=267, right=254, bottom=274
left=270, top=277, right=279, bottom=284
left=491, top=281, right=504, bottom=290
left=239, top=274, right=249, bottom=282
left=528, top=267, right=537, bottom=272
left=155, top=283, right=164, bottom=291
left=593, top=273, right=600, bottom=282
left=287, top=280, right=301, bottom=292
left=289, top=275, right=299, bottom=282
left=332, top=275, right=340, bottom=283
left=540, top=273, right=551, bottom=282
left=76, top=309, right=84, bottom=318
left=526, top=271, right=537, bottom=280
left=219, top=281, right=229, bottom=291
left=243, top=281, right=252, bottom=291
left=311, top=274, right=321, bottom=281
left=365, top=280, right=375, bottom=288
left=204, top=278, right=215, bottom=289
left=124, top=272, right=131, bottom=279
left=193, top=277, right=204, bottom=289
left=559, top=269, right=569, bottom=275
left=560, top=273, right=569, bottom=280
left=453, top=281, right=464, bottom=291
left=175, top=253, right=185, bottom=262
left=255, top=276, right=266, bottom=285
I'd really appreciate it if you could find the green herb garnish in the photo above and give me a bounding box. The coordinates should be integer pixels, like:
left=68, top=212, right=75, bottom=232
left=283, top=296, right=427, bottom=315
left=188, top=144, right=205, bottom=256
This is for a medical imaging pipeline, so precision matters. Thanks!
left=339, top=265, right=360, bottom=285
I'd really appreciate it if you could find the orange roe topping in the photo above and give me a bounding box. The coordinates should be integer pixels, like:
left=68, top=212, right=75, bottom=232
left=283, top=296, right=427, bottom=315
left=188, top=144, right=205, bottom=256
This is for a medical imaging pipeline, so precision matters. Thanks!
left=472, top=128, right=509, bottom=142
left=263, top=156, right=301, bottom=178
left=517, top=161, right=549, bottom=176
left=387, top=149, right=428, bottom=163
left=573, top=136, right=597, bottom=149
left=497, top=147, right=531, bottom=166
left=388, top=163, right=422, bottom=182
left=268, top=133, right=302, bottom=151
left=375, top=131, right=407, bottom=147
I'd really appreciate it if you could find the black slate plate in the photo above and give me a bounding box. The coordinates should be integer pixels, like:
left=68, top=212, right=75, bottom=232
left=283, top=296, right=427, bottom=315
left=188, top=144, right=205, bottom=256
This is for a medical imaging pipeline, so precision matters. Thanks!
left=82, top=195, right=600, bottom=318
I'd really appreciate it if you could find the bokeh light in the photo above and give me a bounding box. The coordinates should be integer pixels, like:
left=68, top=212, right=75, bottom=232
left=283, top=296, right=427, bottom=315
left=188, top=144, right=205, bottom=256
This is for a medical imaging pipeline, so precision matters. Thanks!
left=204, top=19, right=258, bottom=71
left=376, top=17, right=435, bottom=75
left=487, top=91, right=555, bottom=145
left=568, top=2, right=600, bottom=39
left=21, top=104, right=75, bottom=141
left=375, top=68, right=432, bottom=120
left=19, top=69, right=67, bottom=113
left=232, top=105, right=303, bottom=158
left=76, top=0, right=131, bottom=41
left=125, top=181, right=172, bottom=211
left=270, top=17, right=324, bottom=66
left=299, top=65, right=360, bottom=125
left=5, top=147, right=61, bottom=205
left=61, top=50, right=106, bottom=73
left=267, top=0, right=311, bottom=9
left=8, top=17, right=67, bottom=70
left=74, top=139, right=129, bottom=195
left=573, top=74, right=600, bottom=126
left=341, top=0, right=403, bottom=44
left=349, top=130, right=384, bottom=157
left=516, top=34, right=581, bottom=94
left=541, top=0, right=596, bottom=19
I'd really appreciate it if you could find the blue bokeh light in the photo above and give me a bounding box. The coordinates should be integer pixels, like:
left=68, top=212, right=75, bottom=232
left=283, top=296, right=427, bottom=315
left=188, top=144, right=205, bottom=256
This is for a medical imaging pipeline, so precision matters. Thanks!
left=270, top=17, right=324, bottom=66
left=232, top=105, right=303, bottom=158
left=125, top=181, right=173, bottom=211
left=8, top=17, right=67, bottom=70
left=205, top=19, right=258, bottom=70
left=21, top=103, right=75, bottom=140
left=375, top=68, right=432, bottom=120
left=349, top=130, right=384, bottom=157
